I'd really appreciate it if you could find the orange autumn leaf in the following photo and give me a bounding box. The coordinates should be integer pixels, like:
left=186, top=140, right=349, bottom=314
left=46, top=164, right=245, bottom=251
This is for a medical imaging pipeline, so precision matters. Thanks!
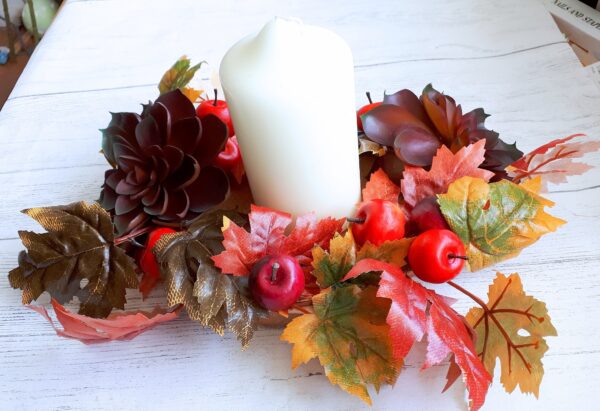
left=281, top=285, right=399, bottom=405
left=362, top=168, right=401, bottom=202
left=212, top=205, right=343, bottom=276
left=465, top=273, right=557, bottom=397
left=509, top=133, right=600, bottom=189
left=29, top=299, right=179, bottom=344
left=401, top=140, right=493, bottom=207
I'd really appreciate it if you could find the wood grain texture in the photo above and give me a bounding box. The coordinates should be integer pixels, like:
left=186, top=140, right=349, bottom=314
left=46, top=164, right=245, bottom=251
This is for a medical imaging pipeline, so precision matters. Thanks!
left=1, top=0, right=599, bottom=410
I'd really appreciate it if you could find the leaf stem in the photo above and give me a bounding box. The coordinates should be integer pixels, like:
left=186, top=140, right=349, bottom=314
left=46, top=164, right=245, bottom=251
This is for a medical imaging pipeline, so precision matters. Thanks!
left=114, top=226, right=154, bottom=246
left=447, top=281, right=489, bottom=312
left=346, top=217, right=366, bottom=224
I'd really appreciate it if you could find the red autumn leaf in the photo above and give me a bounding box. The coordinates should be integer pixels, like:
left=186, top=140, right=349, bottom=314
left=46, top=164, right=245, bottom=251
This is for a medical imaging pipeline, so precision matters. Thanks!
left=362, top=168, right=401, bottom=202
left=401, top=140, right=494, bottom=207
left=344, top=259, right=491, bottom=411
left=212, top=205, right=344, bottom=276
left=510, top=133, right=600, bottom=188
left=28, top=299, right=179, bottom=344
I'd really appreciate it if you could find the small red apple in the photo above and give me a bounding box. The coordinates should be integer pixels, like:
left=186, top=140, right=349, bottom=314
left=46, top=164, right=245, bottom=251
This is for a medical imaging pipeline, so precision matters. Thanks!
left=349, top=199, right=405, bottom=246
left=214, top=136, right=241, bottom=170
left=409, top=196, right=450, bottom=234
left=248, top=255, right=305, bottom=311
left=196, top=88, right=234, bottom=137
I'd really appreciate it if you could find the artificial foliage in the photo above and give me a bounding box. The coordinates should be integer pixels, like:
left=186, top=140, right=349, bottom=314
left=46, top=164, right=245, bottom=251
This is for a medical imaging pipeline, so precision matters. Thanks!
left=7, top=56, right=600, bottom=411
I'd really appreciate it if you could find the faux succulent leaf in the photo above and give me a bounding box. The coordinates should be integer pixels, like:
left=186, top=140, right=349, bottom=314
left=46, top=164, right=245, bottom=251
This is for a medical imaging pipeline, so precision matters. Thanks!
left=362, top=168, right=401, bottom=202
left=154, top=209, right=267, bottom=347
left=344, top=259, right=491, bottom=411
left=509, top=133, right=600, bottom=188
left=29, top=299, right=179, bottom=344
left=212, top=205, right=343, bottom=276
left=401, top=140, right=494, bottom=207
left=281, top=285, right=399, bottom=405
left=361, top=103, right=434, bottom=147
left=158, top=55, right=203, bottom=95
left=465, top=272, right=557, bottom=396
left=8, top=202, right=138, bottom=318
left=438, top=177, right=565, bottom=271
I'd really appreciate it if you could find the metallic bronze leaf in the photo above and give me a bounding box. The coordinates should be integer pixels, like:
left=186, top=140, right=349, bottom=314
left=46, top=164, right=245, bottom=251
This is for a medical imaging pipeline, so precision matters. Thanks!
left=8, top=202, right=138, bottom=318
left=154, top=209, right=268, bottom=347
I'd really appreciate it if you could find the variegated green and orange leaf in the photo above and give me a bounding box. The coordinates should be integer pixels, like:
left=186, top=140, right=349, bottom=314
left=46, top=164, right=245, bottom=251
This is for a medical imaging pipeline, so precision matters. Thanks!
left=281, top=285, right=399, bottom=405
left=437, top=176, right=565, bottom=271
left=465, top=272, right=557, bottom=396
left=311, top=231, right=411, bottom=288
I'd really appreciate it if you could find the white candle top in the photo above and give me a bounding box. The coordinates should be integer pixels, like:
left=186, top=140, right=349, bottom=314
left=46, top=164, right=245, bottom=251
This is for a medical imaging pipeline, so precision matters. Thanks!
left=220, top=18, right=360, bottom=217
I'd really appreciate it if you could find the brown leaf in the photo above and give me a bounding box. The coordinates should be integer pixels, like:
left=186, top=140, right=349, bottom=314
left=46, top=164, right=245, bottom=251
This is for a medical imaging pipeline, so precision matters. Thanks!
left=362, top=168, right=401, bottom=203
left=29, top=299, right=179, bottom=344
left=9, top=202, right=138, bottom=318
left=154, top=209, right=268, bottom=347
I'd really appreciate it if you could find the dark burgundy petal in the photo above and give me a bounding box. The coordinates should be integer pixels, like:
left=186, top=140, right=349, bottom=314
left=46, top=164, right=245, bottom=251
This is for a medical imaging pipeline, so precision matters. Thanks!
left=133, top=165, right=150, bottom=185
left=165, top=154, right=200, bottom=190
left=162, top=145, right=185, bottom=172
left=361, top=104, right=433, bottom=146
left=99, top=186, right=117, bottom=211
left=144, top=188, right=168, bottom=216
left=169, top=117, right=202, bottom=153
left=135, top=115, right=162, bottom=150
left=115, top=195, right=140, bottom=215
left=187, top=166, right=230, bottom=212
left=196, top=115, right=228, bottom=166
left=109, top=112, right=141, bottom=137
left=114, top=209, right=149, bottom=236
left=393, top=127, right=441, bottom=167
left=383, top=89, right=432, bottom=127
left=142, top=185, right=161, bottom=207
left=162, top=189, right=190, bottom=219
left=148, top=102, right=171, bottom=143
left=104, top=169, right=124, bottom=190
left=116, top=179, right=142, bottom=196
left=155, top=89, right=196, bottom=123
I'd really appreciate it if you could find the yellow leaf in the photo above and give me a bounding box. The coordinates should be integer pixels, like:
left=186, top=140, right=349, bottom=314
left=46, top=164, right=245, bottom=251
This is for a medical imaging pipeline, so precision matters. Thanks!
left=311, top=231, right=356, bottom=288
left=181, top=87, right=204, bottom=103
left=357, top=238, right=413, bottom=268
left=465, top=273, right=557, bottom=396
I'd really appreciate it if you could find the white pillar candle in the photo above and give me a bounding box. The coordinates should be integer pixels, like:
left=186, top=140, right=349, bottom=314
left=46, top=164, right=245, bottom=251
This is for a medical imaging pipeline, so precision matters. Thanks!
left=220, top=17, right=360, bottom=218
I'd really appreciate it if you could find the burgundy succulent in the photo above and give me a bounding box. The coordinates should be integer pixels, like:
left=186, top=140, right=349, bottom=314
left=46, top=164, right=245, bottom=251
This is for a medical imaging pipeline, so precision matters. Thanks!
left=99, top=89, right=230, bottom=235
left=360, top=84, right=523, bottom=177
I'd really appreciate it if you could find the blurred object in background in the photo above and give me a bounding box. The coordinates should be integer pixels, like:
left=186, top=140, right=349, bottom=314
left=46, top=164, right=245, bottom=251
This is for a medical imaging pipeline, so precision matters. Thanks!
left=543, top=0, right=600, bottom=65
left=1, top=0, right=61, bottom=109
left=22, top=0, right=57, bottom=36
left=579, top=0, right=600, bottom=11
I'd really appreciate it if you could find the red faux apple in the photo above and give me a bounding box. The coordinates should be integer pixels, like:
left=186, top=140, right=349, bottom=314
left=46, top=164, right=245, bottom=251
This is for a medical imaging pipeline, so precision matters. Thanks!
left=139, top=227, right=177, bottom=280
left=249, top=255, right=305, bottom=311
left=349, top=199, right=405, bottom=246
left=196, top=89, right=235, bottom=137
left=214, top=136, right=241, bottom=170
left=408, top=229, right=466, bottom=283
left=357, top=91, right=382, bottom=132
left=409, top=196, right=450, bottom=234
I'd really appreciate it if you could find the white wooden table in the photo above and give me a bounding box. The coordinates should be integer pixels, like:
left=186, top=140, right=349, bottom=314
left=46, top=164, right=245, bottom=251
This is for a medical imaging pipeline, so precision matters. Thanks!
left=1, top=0, right=600, bottom=409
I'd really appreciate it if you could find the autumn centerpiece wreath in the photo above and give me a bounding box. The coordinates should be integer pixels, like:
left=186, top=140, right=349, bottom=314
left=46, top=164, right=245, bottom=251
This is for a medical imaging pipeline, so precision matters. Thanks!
left=8, top=56, right=600, bottom=410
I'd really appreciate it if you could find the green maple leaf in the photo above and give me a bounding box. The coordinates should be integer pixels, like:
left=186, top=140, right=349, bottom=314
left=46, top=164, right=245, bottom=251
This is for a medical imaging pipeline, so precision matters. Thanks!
left=437, top=176, right=565, bottom=271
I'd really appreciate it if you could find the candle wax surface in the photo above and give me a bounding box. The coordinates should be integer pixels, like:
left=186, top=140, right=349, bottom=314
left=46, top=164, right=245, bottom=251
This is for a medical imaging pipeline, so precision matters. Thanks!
left=220, top=17, right=361, bottom=218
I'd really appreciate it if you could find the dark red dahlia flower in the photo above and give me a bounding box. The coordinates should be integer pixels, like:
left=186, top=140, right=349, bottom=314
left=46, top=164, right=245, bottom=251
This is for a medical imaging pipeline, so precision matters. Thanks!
left=99, top=89, right=230, bottom=235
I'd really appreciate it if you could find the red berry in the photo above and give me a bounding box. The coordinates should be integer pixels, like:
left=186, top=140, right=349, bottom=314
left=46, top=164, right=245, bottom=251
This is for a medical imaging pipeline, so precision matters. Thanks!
left=350, top=199, right=405, bottom=246
left=214, top=136, right=241, bottom=170
left=357, top=91, right=382, bottom=131
left=408, top=229, right=466, bottom=284
left=196, top=89, right=234, bottom=137
left=139, top=228, right=177, bottom=281
left=249, top=255, right=305, bottom=311
left=409, top=196, right=450, bottom=234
